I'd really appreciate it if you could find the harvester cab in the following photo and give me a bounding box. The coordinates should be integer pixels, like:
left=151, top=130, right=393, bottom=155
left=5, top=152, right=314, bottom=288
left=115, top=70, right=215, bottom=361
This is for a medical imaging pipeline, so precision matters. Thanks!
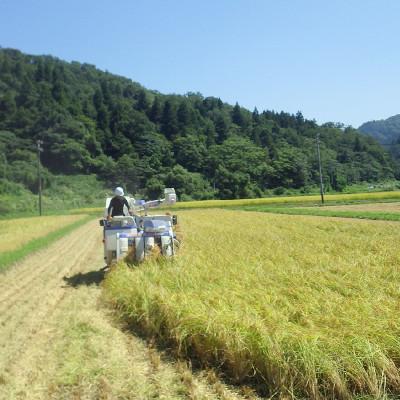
left=100, top=188, right=179, bottom=266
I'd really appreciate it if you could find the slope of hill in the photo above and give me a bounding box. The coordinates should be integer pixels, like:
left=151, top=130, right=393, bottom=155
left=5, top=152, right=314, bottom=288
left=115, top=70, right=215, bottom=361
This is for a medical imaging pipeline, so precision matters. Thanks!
left=0, top=47, right=397, bottom=207
left=359, top=115, right=400, bottom=162
left=359, top=114, right=400, bottom=144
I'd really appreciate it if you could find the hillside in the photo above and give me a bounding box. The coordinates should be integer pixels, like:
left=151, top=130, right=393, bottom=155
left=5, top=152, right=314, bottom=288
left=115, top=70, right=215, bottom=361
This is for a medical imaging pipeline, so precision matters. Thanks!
left=0, top=47, right=397, bottom=208
left=359, top=114, right=400, bottom=144
left=359, top=114, right=400, bottom=161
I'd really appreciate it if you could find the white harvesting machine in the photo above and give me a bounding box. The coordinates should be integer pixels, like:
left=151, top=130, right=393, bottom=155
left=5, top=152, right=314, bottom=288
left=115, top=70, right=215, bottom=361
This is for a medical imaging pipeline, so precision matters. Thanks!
left=100, top=188, right=179, bottom=266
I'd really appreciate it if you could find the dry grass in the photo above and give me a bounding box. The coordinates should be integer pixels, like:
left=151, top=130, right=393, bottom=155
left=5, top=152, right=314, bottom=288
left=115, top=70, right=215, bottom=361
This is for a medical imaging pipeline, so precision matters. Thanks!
left=0, top=214, right=86, bottom=253
left=0, top=218, right=248, bottom=400
left=104, top=209, right=400, bottom=399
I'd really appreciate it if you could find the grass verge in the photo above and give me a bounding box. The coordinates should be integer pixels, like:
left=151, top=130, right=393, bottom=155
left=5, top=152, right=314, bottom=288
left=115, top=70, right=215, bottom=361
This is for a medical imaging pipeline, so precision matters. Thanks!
left=0, top=215, right=93, bottom=272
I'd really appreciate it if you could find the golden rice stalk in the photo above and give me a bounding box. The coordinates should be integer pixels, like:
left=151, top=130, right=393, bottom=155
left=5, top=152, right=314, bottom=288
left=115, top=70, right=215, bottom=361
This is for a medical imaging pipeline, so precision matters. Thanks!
left=104, top=209, right=400, bottom=399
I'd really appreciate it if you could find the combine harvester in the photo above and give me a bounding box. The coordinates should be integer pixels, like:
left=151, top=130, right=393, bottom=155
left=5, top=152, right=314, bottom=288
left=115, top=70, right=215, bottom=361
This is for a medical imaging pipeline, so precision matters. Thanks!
left=100, top=188, right=179, bottom=266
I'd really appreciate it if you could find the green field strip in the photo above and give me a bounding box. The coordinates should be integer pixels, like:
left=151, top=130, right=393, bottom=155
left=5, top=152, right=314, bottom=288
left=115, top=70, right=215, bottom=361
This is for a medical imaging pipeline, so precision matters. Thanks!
left=237, top=205, right=400, bottom=221
left=0, top=215, right=93, bottom=272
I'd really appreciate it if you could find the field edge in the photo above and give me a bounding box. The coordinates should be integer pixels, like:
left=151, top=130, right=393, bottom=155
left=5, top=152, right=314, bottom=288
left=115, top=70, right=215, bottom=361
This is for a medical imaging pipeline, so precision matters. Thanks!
left=0, top=214, right=94, bottom=272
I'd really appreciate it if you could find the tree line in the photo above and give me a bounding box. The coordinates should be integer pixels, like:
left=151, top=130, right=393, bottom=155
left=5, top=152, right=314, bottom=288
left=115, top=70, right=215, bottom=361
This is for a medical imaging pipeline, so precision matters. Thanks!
left=0, top=48, right=397, bottom=201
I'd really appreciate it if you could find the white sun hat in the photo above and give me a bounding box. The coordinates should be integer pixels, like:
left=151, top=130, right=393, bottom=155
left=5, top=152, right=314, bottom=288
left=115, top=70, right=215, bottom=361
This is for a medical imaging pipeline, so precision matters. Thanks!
left=114, top=187, right=124, bottom=196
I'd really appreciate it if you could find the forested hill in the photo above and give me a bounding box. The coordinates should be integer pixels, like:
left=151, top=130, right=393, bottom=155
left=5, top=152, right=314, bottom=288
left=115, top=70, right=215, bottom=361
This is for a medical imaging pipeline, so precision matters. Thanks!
left=359, top=115, right=400, bottom=144
left=359, top=115, right=400, bottom=161
left=0, top=48, right=397, bottom=201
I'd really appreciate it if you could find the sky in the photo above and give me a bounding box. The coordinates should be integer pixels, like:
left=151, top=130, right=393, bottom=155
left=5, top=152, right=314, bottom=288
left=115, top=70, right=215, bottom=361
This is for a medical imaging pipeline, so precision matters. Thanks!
left=0, top=0, right=399, bottom=127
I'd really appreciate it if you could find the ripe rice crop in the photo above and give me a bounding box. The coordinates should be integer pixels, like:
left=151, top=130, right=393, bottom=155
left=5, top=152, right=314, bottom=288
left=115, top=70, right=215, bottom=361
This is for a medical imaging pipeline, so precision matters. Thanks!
left=0, top=214, right=87, bottom=253
left=171, top=191, right=400, bottom=209
left=104, top=209, right=400, bottom=399
left=70, top=191, right=400, bottom=215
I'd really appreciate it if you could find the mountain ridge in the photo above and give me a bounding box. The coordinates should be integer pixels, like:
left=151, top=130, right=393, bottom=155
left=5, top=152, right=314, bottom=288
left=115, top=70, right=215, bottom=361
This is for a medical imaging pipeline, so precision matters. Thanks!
left=359, top=114, right=400, bottom=145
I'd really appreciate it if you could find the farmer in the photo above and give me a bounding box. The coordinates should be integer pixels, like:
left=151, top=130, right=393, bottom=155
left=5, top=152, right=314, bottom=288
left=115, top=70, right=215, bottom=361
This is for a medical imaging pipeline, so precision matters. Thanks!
left=107, top=187, right=131, bottom=219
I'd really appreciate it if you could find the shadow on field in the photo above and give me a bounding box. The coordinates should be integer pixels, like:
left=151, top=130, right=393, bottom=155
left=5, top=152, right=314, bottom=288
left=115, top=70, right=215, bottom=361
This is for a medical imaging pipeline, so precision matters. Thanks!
left=63, top=266, right=107, bottom=287
left=116, top=318, right=264, bottom=399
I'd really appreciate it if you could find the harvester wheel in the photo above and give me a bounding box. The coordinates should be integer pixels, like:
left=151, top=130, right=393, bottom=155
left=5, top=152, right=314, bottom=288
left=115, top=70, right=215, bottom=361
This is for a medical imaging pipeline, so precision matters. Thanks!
left=106, top=251, right=113, bottom=266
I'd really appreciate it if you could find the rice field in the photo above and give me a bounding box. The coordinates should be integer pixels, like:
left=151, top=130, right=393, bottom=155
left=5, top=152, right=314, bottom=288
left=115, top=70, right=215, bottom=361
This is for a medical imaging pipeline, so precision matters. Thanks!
left=69, top=191, right=400, bottom=215
left=170, top=190, right=400, bottom=209
left=104, top=209, right=400, bottom=399
left=0, top=214, right=87, bottom=253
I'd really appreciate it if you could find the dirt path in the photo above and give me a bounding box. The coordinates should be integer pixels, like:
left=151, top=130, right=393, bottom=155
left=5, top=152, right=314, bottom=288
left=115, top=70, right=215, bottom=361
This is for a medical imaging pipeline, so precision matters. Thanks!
left=0, top=220, right=253, bottom=400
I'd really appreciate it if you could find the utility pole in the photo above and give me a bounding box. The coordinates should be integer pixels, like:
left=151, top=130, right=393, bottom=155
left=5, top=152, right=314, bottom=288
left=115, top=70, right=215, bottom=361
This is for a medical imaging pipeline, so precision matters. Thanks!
left=1, top=152, right=7, bottom=179
left=37, top=140, right=44, bottom=216
left=316, top=133, right=324, bottom=204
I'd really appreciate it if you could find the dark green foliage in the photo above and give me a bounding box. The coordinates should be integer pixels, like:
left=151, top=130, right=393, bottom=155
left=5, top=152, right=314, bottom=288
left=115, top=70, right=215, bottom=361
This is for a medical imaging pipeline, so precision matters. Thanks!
left=148, top=96, right=162, bottom=123
left=231, top=102, right=245, bottom=127
left=173, top=135, right=206, bottom=172
left=359, top=114, right=400, bottom=144
left=135, top=89, right=149, bottom=112
left=161, top=100, right=179, bottom=140
left=359, top=115, right=400, bottom=172
left=208, top=137, right=270, bottom=198
left=0, top=47, right=396, bottom=205
left=163, top=165, right=213, bottom=200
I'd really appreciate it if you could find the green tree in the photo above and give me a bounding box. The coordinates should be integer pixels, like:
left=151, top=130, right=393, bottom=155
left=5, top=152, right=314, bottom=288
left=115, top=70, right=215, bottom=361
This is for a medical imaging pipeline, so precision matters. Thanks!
left=0, top=93, right=16, bottom=116
left=177, top=102, right=191, bottom=127
left=161, top=100, right=178, bottom=139
left=270, top=145, right=309, bottom=188
left=116, top=154, right=141, bottom=193
left=163, top=165, right=213, bottom=200
left=208, top=136, right=270, bottom=198
left=214, top=113, right=229, bottom=144
left=146, top=176, right=165, bottom=199
left=136, top=89, right=149, bottom=112
left=149, top=96, right=162, bottom=123
left=173, top=135, right=207, bottom=172
left=252, top=107, right=260, bottom=124
left=232, top=102, right=245, bottom=127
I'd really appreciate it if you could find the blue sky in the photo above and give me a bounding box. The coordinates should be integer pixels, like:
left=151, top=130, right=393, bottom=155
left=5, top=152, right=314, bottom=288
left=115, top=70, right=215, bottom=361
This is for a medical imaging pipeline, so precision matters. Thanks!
left=0, top=0, right=398, bottom=127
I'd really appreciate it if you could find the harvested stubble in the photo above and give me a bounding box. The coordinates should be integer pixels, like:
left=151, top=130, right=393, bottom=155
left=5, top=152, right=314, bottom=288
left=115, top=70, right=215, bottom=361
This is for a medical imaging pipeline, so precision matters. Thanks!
left=0, top=214, right=87, bottom=253
left=104, top=209, right=400, bottom=399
